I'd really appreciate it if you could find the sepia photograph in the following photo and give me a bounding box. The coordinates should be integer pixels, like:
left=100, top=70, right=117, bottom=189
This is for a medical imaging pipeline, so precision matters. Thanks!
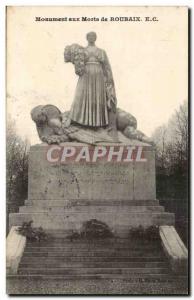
left=6, top=6, right=189, bottom=295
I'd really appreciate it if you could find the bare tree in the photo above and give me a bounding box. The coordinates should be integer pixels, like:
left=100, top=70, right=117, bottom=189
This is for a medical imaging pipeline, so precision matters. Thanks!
left=152, top=101, right=188, bottom=243
left=152, top=100, right=188, bottom=175
left=152, top=125, right=168, bottom=172
left=6, top=117, right=30, bottom=211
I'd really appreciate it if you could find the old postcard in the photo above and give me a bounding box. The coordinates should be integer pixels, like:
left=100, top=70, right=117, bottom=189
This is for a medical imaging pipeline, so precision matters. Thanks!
left=6, top=6, right=189, bottom=295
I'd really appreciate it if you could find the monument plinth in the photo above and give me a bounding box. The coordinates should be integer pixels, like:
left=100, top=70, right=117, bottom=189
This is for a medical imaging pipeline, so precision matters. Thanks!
left=28, top=141, right=156, bottom=201
left=9, top=139, right=174, bottom=237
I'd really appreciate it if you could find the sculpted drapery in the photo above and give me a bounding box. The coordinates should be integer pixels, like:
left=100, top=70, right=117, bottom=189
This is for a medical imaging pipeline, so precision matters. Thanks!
left=64, top=33, right=117, bottom=127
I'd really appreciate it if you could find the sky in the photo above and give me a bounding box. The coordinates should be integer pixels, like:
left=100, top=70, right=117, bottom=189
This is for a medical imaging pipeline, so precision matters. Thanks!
left=6, top=6, right=188, bottom=145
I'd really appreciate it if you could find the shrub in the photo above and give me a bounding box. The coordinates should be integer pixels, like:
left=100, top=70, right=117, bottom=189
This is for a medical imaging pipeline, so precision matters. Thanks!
left=17, top=220, right=47, bottom=242
left=67, top=219, right=114, bottom=240
left=129, top=225, right=159, bottom=241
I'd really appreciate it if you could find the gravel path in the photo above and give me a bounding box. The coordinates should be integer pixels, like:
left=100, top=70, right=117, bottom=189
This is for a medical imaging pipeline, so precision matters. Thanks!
left=7, top=277, right=188, bottom=295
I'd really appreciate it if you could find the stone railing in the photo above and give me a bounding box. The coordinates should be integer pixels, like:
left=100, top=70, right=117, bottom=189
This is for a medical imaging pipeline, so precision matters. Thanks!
left=159, top=225, right=188, bottom=274
left=6, top=226, right=26, bottom=275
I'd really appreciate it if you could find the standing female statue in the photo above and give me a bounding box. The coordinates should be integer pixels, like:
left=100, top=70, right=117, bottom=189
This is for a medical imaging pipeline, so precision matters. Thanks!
left=64, top=32, right=117, bottom=129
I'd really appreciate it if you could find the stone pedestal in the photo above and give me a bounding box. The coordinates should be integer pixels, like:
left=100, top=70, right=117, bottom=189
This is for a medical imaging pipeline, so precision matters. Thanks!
left=9, top=141, right=175, bottom=237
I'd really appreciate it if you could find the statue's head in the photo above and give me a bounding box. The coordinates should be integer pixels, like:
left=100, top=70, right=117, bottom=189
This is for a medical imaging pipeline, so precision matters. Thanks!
left=31, top=105, right=47, bottom=126
left=86, top=32, right=97, bottom=44
left=31, top=104, right=63, bottom=128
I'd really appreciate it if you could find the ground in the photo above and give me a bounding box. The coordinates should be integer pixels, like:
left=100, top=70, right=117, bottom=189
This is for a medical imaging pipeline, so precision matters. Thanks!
left=7, top=277, right=189, bottom=295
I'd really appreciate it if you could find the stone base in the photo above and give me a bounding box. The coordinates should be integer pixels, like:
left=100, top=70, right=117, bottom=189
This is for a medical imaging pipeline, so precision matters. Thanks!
left=9, top=200, right=174, bottom=237
left=27, top=142, right=156, bottom=201
left=9, top=142, right=175, bottom=237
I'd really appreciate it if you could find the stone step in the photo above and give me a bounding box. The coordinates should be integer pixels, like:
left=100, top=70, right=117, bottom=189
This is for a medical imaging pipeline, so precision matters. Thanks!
left=23, top=249, right=163, bottom=257
left=40, top=236, right=154, bottom=242
left=25, top=199, right=160, bottom=207
left=19, top=261, right=168, bottom=269
left=25, top=244, right=161, bottom=251
left=21, top=256, right=165, bottom=263
left=8, top=273, right=187, bottom=281
left=24, top=247, right=161, bottom=254
left=17, top=235, right=171, bottom=279
left=25, top=238, right=162, bottom=248
left=19, top=205, right=164, bottom=213
left=18, top=267, right=170, bottom=275
left=12, top=212, right=170, bottom=217
left=27, top=240, right=160, bottom=247
left=32, top=237, right=162, bottom=245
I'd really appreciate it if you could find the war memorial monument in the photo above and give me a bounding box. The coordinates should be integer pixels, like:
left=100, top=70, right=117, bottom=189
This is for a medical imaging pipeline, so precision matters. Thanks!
left=7, top=32, right=188, bottom=294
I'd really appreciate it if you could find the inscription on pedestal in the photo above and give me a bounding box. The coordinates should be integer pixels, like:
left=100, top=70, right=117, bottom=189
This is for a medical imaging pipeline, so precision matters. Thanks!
left=28, top=143, right=156, bottom=201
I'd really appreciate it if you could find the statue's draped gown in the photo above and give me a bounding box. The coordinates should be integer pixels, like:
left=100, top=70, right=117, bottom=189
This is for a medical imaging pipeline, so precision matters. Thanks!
left=70, top=46, right=116, bottom=127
